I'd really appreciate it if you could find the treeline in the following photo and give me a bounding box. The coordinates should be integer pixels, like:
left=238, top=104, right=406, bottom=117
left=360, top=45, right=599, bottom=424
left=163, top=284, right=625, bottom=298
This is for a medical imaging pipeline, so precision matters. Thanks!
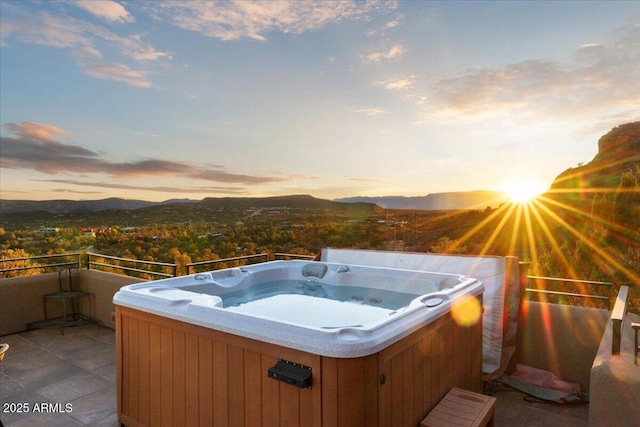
left=0, top=208, right=495, bottom=274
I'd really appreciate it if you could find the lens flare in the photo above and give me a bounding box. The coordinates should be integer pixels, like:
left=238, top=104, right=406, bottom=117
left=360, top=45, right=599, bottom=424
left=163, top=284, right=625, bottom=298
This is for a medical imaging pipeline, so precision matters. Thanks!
left=451, top=295, right=482, bottom=327
left=503, top=177, right=547, bottom=203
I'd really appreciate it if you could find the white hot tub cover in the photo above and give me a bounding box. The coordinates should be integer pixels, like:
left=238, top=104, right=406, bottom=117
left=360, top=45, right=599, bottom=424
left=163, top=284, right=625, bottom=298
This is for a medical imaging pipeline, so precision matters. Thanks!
left=320, top=248, right=520, bottom=376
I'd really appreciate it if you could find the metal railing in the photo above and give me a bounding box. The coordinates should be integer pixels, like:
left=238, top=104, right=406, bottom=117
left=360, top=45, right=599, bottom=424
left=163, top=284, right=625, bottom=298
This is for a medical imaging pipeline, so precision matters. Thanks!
left=185, top=253, right=316, bottom=274
left=0, top=252, right=319, bottom=279
left=0, top=253, right=81, bottom=277
left=87, top=253, right=177, bottom=279
left=274, top=252, right=316, bottom=260
left=611, top=286, right=629, bottom=354
left=186, top=253, right=269, bottom=275
left=525, top=275, right=614, bottom=310
left=1, top=252, right=632, bottom=313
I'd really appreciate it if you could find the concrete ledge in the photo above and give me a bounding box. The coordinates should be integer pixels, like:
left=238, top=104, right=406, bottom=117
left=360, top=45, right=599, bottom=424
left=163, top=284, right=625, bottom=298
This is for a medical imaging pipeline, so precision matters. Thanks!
left=589, top=312, right=640, bottom=427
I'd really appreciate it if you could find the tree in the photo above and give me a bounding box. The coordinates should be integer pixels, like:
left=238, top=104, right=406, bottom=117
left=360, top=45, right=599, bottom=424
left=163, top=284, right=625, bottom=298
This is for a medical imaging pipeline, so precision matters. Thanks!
left=429, top=236, right=467, bottom=254
left=0, top=248, right=38, bottom=277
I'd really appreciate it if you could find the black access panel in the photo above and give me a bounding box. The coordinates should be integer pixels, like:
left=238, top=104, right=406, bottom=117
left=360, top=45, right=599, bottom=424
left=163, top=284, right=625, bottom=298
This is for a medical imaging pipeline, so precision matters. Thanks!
left=267, top=359, right=312, bottom=389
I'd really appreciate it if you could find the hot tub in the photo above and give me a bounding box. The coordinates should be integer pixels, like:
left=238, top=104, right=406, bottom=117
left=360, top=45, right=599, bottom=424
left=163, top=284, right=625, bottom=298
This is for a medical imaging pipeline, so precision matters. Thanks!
left=114, top=260, right=484, bottom=427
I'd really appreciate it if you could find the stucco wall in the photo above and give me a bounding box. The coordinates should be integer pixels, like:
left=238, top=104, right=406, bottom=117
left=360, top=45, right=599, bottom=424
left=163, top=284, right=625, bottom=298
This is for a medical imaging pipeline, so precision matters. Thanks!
left=517, top=300, right=609, bottom=391
left=0, top=269, right=146, bottom=336
left=76, top=269, right=147, bottom=329
left=0, top=272, right=66, bottom=335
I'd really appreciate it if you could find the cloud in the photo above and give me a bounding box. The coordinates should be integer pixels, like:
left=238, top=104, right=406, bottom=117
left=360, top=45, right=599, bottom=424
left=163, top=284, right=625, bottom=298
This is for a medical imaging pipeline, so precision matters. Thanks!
left=145, top=1, right=398, bottom=41
left=4, top=122, right=71, bottom=142
left=189, top=170, right=291, bottom=185
left=376, top=75, right=419, bottom=90
left=365, top=13, right=403, bottom=37
left=82, top=62, right=154, bottom=88
left=72, top=0, right=134, bottom=24
left=406, top=24, right=640, bottom=124
left=1, top=122, right=294, bottom=185
left=40, top=179, right=250, bottom=195
left=361, top=44, right=405, bottom=63
left=1, top=8, right=167, bottom=88
left=352, top=108, right=392, bottom=116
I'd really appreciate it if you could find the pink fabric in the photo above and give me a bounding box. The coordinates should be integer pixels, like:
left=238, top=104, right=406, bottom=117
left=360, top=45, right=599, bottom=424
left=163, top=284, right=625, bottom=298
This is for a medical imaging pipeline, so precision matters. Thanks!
left=510, top=364, right=581, bottom=394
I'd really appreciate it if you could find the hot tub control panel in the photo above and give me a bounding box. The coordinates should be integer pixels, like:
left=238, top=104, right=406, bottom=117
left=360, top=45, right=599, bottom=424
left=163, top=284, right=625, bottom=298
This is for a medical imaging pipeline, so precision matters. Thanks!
left=268, top=359, right=312, bottom=389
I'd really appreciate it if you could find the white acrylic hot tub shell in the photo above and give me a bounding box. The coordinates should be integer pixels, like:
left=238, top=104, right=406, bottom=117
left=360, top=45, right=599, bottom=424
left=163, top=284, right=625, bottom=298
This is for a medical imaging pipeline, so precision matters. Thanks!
left=113, top=260, right=483, bottom=358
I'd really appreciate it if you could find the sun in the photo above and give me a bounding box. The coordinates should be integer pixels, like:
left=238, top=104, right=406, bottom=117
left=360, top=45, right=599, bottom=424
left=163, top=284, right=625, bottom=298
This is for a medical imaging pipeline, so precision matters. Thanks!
left=502, top=177, right=547, bottom=203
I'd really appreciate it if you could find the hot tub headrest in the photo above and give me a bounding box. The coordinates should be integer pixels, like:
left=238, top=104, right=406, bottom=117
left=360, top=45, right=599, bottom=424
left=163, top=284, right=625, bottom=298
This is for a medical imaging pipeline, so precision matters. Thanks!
left=302, top=263, right=328, bottom=279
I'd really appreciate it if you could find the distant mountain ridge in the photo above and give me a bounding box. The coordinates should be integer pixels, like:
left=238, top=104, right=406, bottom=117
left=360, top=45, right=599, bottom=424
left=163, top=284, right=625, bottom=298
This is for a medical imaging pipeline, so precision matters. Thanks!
left=0, top=195, right=381, bottom=215
left=334, top=191, right=505, bottom=210
left=0, top=191, right=504, bottom=215
left=0, top=197, right=198, bottom=215
left=198, top=194, right=381, bottom=213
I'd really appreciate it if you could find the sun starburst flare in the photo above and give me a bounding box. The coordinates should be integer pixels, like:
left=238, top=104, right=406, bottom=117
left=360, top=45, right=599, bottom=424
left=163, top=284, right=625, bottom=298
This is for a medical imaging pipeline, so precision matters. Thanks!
left=502, top=177, right=548, bottom=204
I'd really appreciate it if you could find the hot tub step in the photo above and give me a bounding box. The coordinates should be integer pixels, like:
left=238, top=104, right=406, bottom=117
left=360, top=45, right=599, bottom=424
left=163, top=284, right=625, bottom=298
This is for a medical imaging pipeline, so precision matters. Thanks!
left=420, top=387, right=497, bottom=427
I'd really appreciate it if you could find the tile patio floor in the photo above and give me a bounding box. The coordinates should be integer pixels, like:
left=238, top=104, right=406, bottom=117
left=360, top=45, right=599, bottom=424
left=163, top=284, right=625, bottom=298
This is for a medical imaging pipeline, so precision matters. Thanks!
left=1, top=325, right=589, bottom=427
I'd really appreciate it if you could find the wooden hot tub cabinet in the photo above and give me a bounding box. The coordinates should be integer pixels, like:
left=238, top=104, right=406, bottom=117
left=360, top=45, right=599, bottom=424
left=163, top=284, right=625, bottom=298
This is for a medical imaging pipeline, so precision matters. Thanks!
left=116, top=296, right=482, bottom=427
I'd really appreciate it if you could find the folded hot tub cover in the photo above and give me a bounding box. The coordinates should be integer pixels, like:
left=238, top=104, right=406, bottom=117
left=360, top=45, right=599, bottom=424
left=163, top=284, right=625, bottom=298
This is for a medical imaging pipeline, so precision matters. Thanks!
left=320, top=248, right=520, bottom=376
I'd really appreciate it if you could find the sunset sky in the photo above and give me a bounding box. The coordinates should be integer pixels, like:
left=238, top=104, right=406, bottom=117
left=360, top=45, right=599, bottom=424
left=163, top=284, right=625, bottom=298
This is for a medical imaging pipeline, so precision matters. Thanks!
left=1, top=1, right=638, bottom=202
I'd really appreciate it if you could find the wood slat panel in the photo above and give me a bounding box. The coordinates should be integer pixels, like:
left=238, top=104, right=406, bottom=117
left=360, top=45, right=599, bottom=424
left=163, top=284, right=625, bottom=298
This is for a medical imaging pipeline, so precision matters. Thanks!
left=149, top=322, right=162, bottom=427
left=197, top=337, right=213, bottom=427
left=120, top=314, right=129, bottom=416
left=129, top=317, right=140, bottom=421
left=244, top=349, right=262, bottom=426
left=411, top=341, right=424, bottom=425
left=115, top=310, right=123, bottom=417
left=453, top=316, right=462, bottom=388
left=160, top=326, right=173, bottom=427
left=421, top=336, right=433, bottom=413
left=185, top=333, right=199, bottom=427
left=260, top=355, right=281, bottom=425
left=321, top=357, right=338, bottom=427
left=280, top=376, right=300, bottom=426
left=402, top=347, right=414, bottom=426
left=212, top=340, right=229, bottom=426
left=302, top=386, right=321, bottom=427
left=172, top=330, right=186, bottom=427
left=228, top=345, right=244, bottom=427
left=338, top=358, right=366, bottom=426
left=391, top=354, right=404, bottom=426
left=445, top=320, right=455, bottom=393
left=138, top=320, right=150, bottom=425
left=364, top=355, right=379, bottom=426
left=117, top=301, right=481, bottom=427
left=431, top=327, right=444, bottom=409
left=377, top=358, right=390, bottom=426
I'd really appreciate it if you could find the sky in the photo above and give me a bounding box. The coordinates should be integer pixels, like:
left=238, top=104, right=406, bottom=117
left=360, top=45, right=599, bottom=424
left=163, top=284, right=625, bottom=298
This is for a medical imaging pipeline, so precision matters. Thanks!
left=1, top=0, right=638, bottom=202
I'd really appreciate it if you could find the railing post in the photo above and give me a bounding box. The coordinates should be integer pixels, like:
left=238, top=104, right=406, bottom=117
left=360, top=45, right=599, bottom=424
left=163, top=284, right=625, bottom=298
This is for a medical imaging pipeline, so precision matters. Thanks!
left=611, top=286, right=629, bottom=354
left=510, top=260, right=531, bottom=372
left=518, top=261, right=530, bottom=302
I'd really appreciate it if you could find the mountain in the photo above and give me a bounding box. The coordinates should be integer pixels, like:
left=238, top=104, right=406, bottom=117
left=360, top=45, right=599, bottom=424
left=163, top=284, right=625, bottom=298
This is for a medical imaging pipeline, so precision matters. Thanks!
left=0, top=195, right=379, bottom=215
left=198, top=194, right=377, bottom=211
left=0, top=191, right=498, bottom=216
left=334, top=190, right=505, bottom=210
left=0, top=197, right=198, bottom=215
left=548, top=122, right=640, bottom=202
